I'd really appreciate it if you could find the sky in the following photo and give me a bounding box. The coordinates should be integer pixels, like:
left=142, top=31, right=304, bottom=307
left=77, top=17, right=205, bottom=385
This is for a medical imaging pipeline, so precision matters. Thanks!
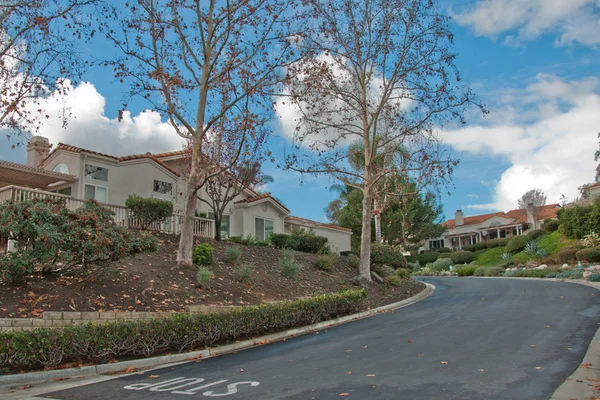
left=1, top=0, right=599, bottom=223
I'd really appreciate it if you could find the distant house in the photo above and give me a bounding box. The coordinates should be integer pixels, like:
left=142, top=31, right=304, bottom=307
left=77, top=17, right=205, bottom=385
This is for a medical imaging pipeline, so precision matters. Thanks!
left=0, top=136, right=352, bottom=254
left=423, top=205, right=560, bottom=251
left=579, top=182, right=600, bottom=205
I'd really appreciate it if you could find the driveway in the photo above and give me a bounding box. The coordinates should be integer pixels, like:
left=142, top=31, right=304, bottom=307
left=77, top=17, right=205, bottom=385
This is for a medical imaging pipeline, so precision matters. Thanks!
left=36, top=277, right=600, bottom=399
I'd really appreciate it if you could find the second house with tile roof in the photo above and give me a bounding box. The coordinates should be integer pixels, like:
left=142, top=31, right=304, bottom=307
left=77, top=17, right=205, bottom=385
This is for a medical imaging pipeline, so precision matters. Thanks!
left=1, top=136, right=352, bottom=254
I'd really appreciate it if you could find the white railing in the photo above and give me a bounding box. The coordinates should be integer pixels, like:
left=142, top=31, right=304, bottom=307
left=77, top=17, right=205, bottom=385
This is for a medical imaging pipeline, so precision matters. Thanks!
left=0, top=185, right=214, bottom=238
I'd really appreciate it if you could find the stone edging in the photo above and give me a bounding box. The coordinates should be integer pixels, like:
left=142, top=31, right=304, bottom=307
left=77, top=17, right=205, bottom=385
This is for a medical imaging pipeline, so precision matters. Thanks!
left=0, top=282, right=435, bottom=385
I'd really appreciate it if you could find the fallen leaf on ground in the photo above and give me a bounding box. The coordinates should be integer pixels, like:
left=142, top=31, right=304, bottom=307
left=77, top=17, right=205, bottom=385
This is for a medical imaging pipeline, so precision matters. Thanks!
left=17, top=385, right=32, bottom=390
left=530, top=345, right=536, bottom=348
left=582, top=363, right=593, bottom=369
left=535, top=366, right=543, bottom=370
left=587, top=377, right=599, bottom=382
left=479, top=369, right=485, bottom=372
left=441, top=361, right=448, bottom=365
left=339, top=393, right=349, bottom=397
left=366, top=374, right=376, bottom=377
left=567, top=348, right=573, bottom=351
left=149, top=375, right=159, bottom=379
left=123, top=367, right=136, bottom=373
left=417, top=353, right=423, bottom=357
left=239, top=369, right=244, bottom=373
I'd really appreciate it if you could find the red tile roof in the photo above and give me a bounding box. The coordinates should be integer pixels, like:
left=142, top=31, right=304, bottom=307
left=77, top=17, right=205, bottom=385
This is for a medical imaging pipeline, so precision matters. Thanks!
left=234, top=192, right=290, bottom=212
left=47, top=143, right=180, bottom=177
left=285, top=215, right=353, bottom=233
left=443, top=204, right=560, bottom=229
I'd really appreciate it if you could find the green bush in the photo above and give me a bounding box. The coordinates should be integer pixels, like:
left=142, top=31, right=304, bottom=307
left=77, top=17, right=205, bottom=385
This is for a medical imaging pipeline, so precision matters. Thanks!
left=473, top=267, right=486, bottom=276
left=432, top=258, right=453, bottom=272
left=558, top=247, right=580, bottom=264
left=438, top=253, right=452, bottom=259
left=405, top=255, right=419, bottom=264
left=527, top=229, right=544, bottom=240
left=229, top=235, right=268, bottom=247
left=125, top=195, right=173, bottom=230
left=483, top=267, right=504, bottom=277
left=235, top=264, right=253, bottom=283
left=419, top=251, right=439, bottom=264
left=513, top=269, right=551, bottom=278
left=450, top=251, right=474, bottom=264
left=487, top=238, right=509, bottom=249
left=0, top=289, right=366, bottom=371
left=464, top=242, right=488, bottom=251
left=371, top=244, right=407, bottom=269
left=546, top=271, right=560, bottom=278
left=588, top=273, right=600, bottom=282
left=270, top=229, right=328, bottom=254
left=556, top=270, right=575, bottom=279
left=385, top=275, right=402, bottom=286
left=279, top=249, right=302, bottom=279
left=224, top=245, right=243, bottom=265
left=196, top=266, right=213, bottom=288
left=347, top=254, right=360, bottom=268
left=0, top=198, right=155, bottom=283
left=543, top=219, right=559, bottom=233
left=558, top=198, right=600, bottom=239
left=439, top=247, right=451, bottom=253
left=455, top=265, right=477, bottom=276
left=373, top=264, right=395, bottom=278
left=316, top=254, right=338, bottom=271
left=506, top=235, right=532, bottom=253
left=569, top=270, right=584, bottom=279
left=192, top=243, right=213, bottom=265
left=395, top=268, right=411, bottom=279
left=576, top=247, right=600, bottom=263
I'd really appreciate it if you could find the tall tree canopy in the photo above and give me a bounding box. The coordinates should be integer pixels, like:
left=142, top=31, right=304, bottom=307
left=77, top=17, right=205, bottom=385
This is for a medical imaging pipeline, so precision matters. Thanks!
left=282, top=0, right=481, bottom=280
left=517, top=189, right=547, bottom=210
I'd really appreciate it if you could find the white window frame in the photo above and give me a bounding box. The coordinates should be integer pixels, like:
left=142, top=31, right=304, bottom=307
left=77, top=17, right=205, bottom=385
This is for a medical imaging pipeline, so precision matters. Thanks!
left=254, top=216, right=274, bottom=242
left=84, top=183, right=108, bottom=203
left=153, top=179, right=173, bottom=195
left=84, top=164, right=109, bottom=182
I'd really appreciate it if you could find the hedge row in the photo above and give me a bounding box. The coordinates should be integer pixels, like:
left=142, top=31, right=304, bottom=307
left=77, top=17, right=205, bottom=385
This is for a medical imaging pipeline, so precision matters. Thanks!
left=0, top=289, right=367, bottom=372
left=576, top=247, right=600, bottom=263
left=270, top=232, right=328, bottom=254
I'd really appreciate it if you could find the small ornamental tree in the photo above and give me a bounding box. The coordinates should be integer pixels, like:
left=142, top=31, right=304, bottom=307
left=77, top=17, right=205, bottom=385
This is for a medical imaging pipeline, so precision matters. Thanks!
left=125, top=195, right=173, bottom=230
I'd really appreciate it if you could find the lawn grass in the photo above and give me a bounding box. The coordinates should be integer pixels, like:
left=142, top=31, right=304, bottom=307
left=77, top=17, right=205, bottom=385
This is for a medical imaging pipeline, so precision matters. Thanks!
left=474, top=246, right=508, bottom=267
left=537, top=231, right=577, bottom=254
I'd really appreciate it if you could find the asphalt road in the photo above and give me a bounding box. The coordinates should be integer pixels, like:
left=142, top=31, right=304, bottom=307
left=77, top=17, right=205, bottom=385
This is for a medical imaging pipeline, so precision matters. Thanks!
left=40, top=277, right=600, bottom=400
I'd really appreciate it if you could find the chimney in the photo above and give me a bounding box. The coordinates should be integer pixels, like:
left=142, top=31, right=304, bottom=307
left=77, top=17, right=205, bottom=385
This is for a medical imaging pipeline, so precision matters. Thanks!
left=455, top=209, right=464, bottom=226
left=26, top=136, right=50, bottom=167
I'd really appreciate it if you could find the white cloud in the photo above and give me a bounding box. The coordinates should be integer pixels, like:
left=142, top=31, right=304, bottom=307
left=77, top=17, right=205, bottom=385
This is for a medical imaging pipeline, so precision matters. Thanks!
left=24, top=81, right=185, bottom=156
left=443, top=73, right=599, bottom=211
left=454, top=0, right=600, bottom=47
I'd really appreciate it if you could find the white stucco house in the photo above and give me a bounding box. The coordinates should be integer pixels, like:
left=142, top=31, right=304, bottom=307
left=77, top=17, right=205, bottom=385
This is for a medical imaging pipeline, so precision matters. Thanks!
left=423, top=205, right=560, bottom=252
left=0, top=136, right=352, bottom=254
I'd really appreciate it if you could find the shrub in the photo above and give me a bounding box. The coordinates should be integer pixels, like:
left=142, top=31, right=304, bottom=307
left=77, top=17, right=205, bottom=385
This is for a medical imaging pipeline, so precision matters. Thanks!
left=450, top=251, right=474, bottom=264
left=347, top=254, right=360, bottom=268
left=576, top=247, right=600, bottom=263
left=556, top=270, right=575, bottom=279
left=373, top=264, right=395, bottom=278
left=125, top=195, right=173, bottom=230
left=419, top=251, right=439, bottom=265
left=438, top=253, right=452, bottom=259
left=487, top=238, right=509, bottom=249
left=196, top=266, right=213, bottom=288
left=412, top=265, right=438, bottom=276
left=455, top=265, right=477, bottom=276
left=513, top=269, right=551, bottom=278
left=235, top=264, right=253, bottom=283
left=543, top=219, right=559, bottom=233
left=405, top=255, right=419, bottom=264
left=525, top=241, right=539, bottom=255
left=224, top=245, right=243, bottom=265
left=501, top=252, right=512, bottom=261
left=395, top=268, right=411, bottom=279
left=0, top=289, right=366, bottom=371
left=432, top=258, right=453, bottom=272
left=439, top=247, right=451, bottom=253
left=316, top=254, right=338, bottom=271
left=0, top=198, right=155, bottom=282
left=192, top=243, right=213, bottom=265
left=546, top=272, right=560, bottom=278
left=568, top=270, right=584, bottom=280
left=385, top=275, right=402, bottom=286
left=270, top=229, right=329, bottom=254
left=473, top=267, right=486, bottom=276
left=582, top=232, right=600, bottom=248
left=229, top=235, right=268, bottom=247
left=588, top=273, right=600, bottom=282
left=370, top=245, right=407, bottom=269
left=527, top=229, right=544, bottom=240
left=465, top=242, right=489, bottom=251
left=484, top=267, right=504, bottom=277
left=279, top=249, right=302, bottom=279
left=558, top=247, right=580, bottom=264
left=506, top=235, right=532, bottom=253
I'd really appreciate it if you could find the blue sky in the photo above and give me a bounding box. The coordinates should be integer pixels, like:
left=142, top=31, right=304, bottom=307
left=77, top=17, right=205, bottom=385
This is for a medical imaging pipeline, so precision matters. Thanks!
left=1, top=0, right=599, bottom=223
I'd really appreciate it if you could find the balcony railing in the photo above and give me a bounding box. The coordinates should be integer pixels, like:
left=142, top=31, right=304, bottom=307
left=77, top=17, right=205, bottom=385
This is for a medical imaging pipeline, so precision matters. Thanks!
left=0, top=185, right=214, bottom=238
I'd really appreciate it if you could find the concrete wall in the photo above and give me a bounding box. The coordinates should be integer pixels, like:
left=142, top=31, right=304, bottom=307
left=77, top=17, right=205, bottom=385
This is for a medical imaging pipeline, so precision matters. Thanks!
left=110, top=161, right=178, bottom=206
left=284, top=223, right=352, bottom=254
left=42, top=151, right=84, bottom=197
left=240, top=201, right=285, bottom=239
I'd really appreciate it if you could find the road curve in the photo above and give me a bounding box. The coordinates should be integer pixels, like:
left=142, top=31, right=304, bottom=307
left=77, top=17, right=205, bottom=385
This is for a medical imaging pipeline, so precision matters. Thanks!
left=42, top=277, right=600, bottom=400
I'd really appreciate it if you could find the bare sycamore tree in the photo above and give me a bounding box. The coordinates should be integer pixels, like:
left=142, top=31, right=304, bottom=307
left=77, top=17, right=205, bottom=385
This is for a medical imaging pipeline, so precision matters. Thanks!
left=517, top=189, right=547, bottom=210
left=199, top=160, right=274, bottom=241
left=0, top=0, right=98, bottom=141
left=103, top=0, right=302, bottom=265
left=281, top=0, right=482, bottom=281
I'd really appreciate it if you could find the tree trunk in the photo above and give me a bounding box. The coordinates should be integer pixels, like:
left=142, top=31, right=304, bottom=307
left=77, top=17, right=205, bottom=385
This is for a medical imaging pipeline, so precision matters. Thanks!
left=374, top=198, right=382, bottom=245
left=214, top=215, right=222, bottom=241
left=359, top=186, right=373, bottom=281
left=177, top=178, right=199, bottom=266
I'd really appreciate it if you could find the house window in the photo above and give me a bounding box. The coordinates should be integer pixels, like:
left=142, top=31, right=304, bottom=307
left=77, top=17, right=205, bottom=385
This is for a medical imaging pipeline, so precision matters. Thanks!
left=255, top=217, right=274, bottom=242
left=153, top=180, right=172, bottom=195
left=220, top=215, right=230, bottom=238
left=55, top=187, right=71, bottom=196
left=85, top=164, right=108, bottom=181
left=429, top=239, right=443, bottom=249
left=84, top=184, right=108, bottom=203
left=53, top=163, right=70, bottom=174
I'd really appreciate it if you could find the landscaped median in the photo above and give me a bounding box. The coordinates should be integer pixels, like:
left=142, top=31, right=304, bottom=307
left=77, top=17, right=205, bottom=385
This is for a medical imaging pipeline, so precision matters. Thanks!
left=0, top=289, right=367, bottom=374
